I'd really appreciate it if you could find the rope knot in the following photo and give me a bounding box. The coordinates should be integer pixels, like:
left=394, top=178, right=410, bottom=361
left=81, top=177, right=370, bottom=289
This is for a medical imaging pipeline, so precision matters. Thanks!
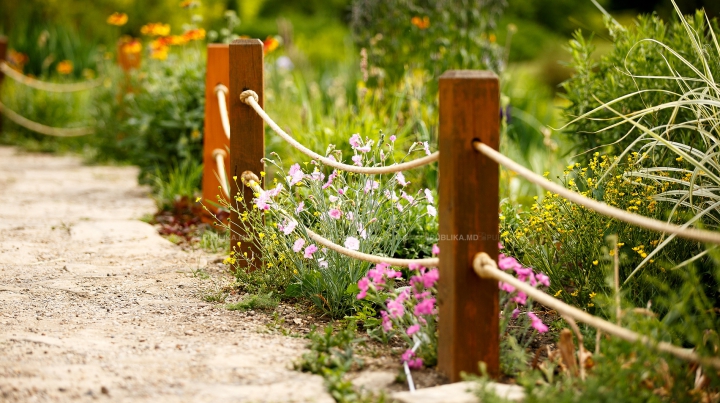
left=239, top=90, right=259, bottom=105
left=473, top=252, right=496, bottom=279
left=241, top=171, right=260, bottom=187
left=215, top=84, right=229, bottom=95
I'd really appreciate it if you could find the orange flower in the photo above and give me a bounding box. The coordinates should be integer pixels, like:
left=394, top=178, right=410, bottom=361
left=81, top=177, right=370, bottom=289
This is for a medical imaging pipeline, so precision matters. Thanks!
left=7, top=50, right=29, bottom=71
left=149, top=39, right=170, bottom=60
left=56, top=60, right=73, bottom=75
left=263, top=36, right=279, bottom=55
left=107, top=12, right=128, bottom=26
left=121, top=40, right=142, bottom=55
left=179, top=0, right=199, bottom=8
left=166, top=35, right=189, bottom=46
left=141, top=23, right=171, bottom=37
left=182, top=28, right=206, bottom=41
left=411, top=16, right=430, bottom=29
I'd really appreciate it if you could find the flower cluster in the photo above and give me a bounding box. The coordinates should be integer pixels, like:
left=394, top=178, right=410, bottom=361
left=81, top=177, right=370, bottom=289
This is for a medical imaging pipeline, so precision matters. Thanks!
left=357, top=254, right=440, bottom=369
left=107, top=12, right=128, bottom=26
left=497, top=244, right=550, bottom=333
left=56, top=60, right=73, bottom=75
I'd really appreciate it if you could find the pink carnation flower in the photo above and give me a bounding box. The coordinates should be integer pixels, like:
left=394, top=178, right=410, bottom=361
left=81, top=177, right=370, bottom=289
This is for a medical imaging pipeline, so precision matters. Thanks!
left=295, top=201, right=304, bottom=213
left=528, top=312, right=549, bottom=333
left=414, top=297, right=435, bottom=316
left=406, top=324, right=420, bottom=336
left=349, top=133, right=362, bottom=148
left=288, top=164, right=304, bottom=186
left=536, top=273, right=550, bottom=287
left=352, top=155, right=362, bottom=166
left=328, top=208, right=342, bottom=219
left=304, top=244, right=318, bottom=259
left=432, top=244, right=440, bottom=255
left=396, top=172, right=409, bottom=187
left=292, top=238, right=305, bottom=253
left=344, top=237, right=360, bottom=251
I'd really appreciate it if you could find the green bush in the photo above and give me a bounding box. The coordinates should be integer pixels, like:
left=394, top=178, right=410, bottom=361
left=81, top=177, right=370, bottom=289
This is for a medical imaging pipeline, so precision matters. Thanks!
left=562, top=9, right=720, bottom=162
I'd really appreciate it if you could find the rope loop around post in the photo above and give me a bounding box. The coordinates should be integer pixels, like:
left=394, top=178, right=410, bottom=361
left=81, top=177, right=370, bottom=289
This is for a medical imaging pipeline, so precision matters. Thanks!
left=239, top=89, right=259, bottom=104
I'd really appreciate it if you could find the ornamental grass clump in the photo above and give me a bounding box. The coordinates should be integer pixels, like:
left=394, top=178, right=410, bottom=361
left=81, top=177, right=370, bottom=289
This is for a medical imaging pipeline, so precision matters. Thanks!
left=212, top=133, right=437, bottom=318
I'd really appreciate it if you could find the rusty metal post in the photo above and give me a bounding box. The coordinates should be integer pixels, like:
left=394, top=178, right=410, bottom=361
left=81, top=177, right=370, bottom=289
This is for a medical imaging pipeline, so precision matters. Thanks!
left=201, top=44, right=231, bottom=221
left=438, top=71, right=500, bottom=381
left=228, top=39, right=264, bottom=269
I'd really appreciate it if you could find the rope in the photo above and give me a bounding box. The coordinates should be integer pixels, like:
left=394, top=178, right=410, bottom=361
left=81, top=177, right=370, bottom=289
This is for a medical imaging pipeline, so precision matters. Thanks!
left=473, top=252, right=720, bottom=370
left=242, top=172, right=439, bottom=267
left=215, top=84, right=231, bottom=140
left=0, top=100, right=94, bottom=137
left=0, top=62, right=102, bottom=92
left=213, top=148, right=230, bottom=198
left=474, top=142, right=720, bottom=245
left=239, top=90, right=439, bottom=174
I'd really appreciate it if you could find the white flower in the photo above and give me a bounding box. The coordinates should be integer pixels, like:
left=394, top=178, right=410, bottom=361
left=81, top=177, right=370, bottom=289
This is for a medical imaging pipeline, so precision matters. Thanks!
left=424, top=188, right=434, bottom=204
left=427, top=205, right=437, bottom=217
left=344, top=237, right=360, bottom=251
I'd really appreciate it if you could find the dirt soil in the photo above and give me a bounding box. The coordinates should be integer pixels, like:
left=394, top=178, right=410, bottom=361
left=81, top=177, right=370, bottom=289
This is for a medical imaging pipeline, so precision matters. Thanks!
left=0, top=147, right=335, bottom=403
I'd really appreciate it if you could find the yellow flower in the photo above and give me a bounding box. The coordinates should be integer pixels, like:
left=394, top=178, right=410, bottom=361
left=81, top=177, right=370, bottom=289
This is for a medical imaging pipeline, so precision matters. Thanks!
left=107, top=12, right=128, bottom=26
left=571, top=290, right=579, bottom=297
left=589, top=292, right=596, bottom=299
left=263, top=36, right=280, bottom=54
left=260, top=171, right=266, bottom=177
left=179, top=0, right=199, bottom=8
left=553, top=289, right=562, bottom=297
left=293, top=269, right=298, bottom=274
left=191, top=129, right=201, bottom=139
left=592, top=260, right=598, bottom=266
left=676, top=156, right=683, bottom=162
left=258, top=233, right=265, bottom=239
left=587, top=303, right=595, bottom=307
left=195, top=197, right=201, bottom=203
left=183, top=28, right=206, bottom=41
left=56, top=60, right=73, bottom=75
left=141, top=23, right=171, bottom=37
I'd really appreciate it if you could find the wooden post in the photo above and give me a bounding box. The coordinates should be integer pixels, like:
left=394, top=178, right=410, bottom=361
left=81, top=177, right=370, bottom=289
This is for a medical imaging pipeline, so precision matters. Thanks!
left=229, top=39, right=264, bottom=268
left=0, top=37, right=7, bottom=133
left=202, top=44, right=231, bottom=221
left=438, top=71, right=500, bottom=381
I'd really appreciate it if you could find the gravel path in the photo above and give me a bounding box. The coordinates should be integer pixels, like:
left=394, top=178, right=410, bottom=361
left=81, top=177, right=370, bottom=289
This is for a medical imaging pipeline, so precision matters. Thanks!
left=0, top=147, right=332, bottom=403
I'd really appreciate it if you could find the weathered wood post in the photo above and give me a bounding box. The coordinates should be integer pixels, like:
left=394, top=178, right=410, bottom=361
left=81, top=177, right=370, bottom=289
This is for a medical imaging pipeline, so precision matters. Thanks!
left=229, top=39, right=264, bottom=268
left=0, top=37, right=7, bottom=133
left=201, top=44, right=231, bottom=221
left=438, top=71, right=500, bottom=381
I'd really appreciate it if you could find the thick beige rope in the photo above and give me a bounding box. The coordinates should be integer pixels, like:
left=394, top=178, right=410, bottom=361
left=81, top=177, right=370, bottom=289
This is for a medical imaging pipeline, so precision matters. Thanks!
left=213, top=148, right=230, bottom=198
left=474, top=142, right=720, bottom=245
left=243, top=174, right=438, bottom=267
left=0, top=100, right=94, bottom=137
left=239, top=90, right=439, bottom=174
left=214, top=84, right=231, bottom=140
left=0, top=62, right=102, bottom=92
left=473, top=252, right=720, bottom=369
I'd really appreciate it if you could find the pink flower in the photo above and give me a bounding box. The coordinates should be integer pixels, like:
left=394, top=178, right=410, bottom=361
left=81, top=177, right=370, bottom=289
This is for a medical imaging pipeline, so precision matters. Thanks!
left=364, top=180, right=379, bottom=193
left=329, top=195, right=338, bottom=202
left=536, top=273, right=550, bottom=287
left=511, top=308, right=520, bottom=319
left=427, top=205, right=437, bottom=217
left=381, top=311, right=392, bottom=331
left=349, top=133, right=361, bottom=148
left=328, top=208, right=342, bottom=219
left=499, top=282, right=515, bottom=293
left=528, top=312, right=549, bottom=333
left=311, top=171, right=325, bottom=181
left=352, top=155, right=363, bottom=166
left=319, top=260, right=328, bottom=268
left=401, top=349, right=415, bottom=362
left=432, top=244, right=440, bottom=255
left=515, top=267, right=533, bottom=282
left=408, top=358, right=423, bottom=369
left=414, top=298, right=435, bottom=316
left=422, top=141, right=431, bottom=156
left=344, top=237, right=360, bottom=251
left=512, top=291, right=527, bottom=305
left=421, top=268, right=439, bottom=288
left=406, top=324, right=420, bottom=336
left=389, top=135, right=397, bottom=142
left=424, top=189, right=434, bottom=204
left=498, top=242, right=504, bottom=249
left=322, top=170, right=338, bottom=189
left=292, top=238, right=305, bottom=252
left=266, top=184, right=283, bottom=197
left=304, top=244, right=318, bottom=258
left=255, top=192, right=271, bottom=210
left=498, top=254, right=521, bottom=271
left=357, top=277, right=369, bottom=299
left=357, top=145, right=371, bottom=153
left=396, top=172, right=409, bottom=187
left=295, top=201, right=305, bottom=213
left=401, top=191, right=414, bottom=204
left=281, top=219, right=297, bottom=235
left=338, top=187, right=346, bottom=195
left=288, top=164, right=304, bottom=186
left=387, top=298, right=405, bottom=319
